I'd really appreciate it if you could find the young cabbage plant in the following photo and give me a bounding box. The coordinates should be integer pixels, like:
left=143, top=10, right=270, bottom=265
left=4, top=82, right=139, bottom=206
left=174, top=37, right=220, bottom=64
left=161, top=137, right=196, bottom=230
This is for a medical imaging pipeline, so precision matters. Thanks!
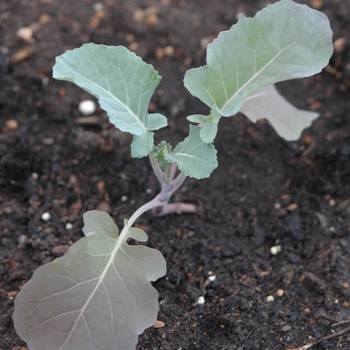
left=13, top=1, right=333, bottom=349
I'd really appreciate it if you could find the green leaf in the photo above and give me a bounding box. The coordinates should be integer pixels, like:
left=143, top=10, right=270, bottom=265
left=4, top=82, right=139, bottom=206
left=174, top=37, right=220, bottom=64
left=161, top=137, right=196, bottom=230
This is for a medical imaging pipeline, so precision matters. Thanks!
left=199, top=110, right=221, bottom=143
left=131, top=131, right=154, bottom=158
left=164, top=126, right=218, bottom=179
left=200, top=121, right=218, bottom=144
left=184, top=0, right=333, bottom=140
left=240, top=84, right=319, bottom=141
left=154, top=141, right=173, bottom=168
left=13, top=210, right=166, bottom=350
left=53, top=43, right=167, bottom=139
left=146, top=113, right=168, bottom=130
left=187, top=114, right=209, bottom=124
left=187, top=112, right=221, bottom=144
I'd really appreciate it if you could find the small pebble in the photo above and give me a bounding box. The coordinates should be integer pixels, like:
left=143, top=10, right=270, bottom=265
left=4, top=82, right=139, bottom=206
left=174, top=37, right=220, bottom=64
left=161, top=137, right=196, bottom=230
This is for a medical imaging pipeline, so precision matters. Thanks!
left=270, top=245, right=282, bottom=255
left=16, top=27, right=34, bottom=43
left=310, top=0, right=323, bottom=9
left=266, top=295, right=274, bottom=302
left=38, top=13, right=51, bottom=25
left=274, top=203, right=281, bottom=209
left=11, top=46, right=35, bottom=63
left=18, top=234, right=28, bottom=246
left=277, top=289, right=284, bottom=297
left=145, top=13, right=158, bottom=26
left=197, top=296, right=205, bottom=305
left=164, top=45, right=174, bottom=56
left=236, top=11, right=246, bottom=19
left=41, top=212, right=51, bottom=221
left=333, top=37, right=345, bottom=54
left=4, top=207, right=12, bottom=214
left=342, top=301, right=350, bottom=307
left=125, top=33, right=135, bottom=42
left=79, top=100, right=96, bottom=115
left=282, top=325, right=292, bottom=332
left=42, top=137, right=54, bottom=145
left=208, top=275, right=216, bottom=282
left=287, top=203, right=298, bottom=211
left=128, top=42, right=139, bottom=52
left=208, top=271, right=216, bottom=282
left=5, top=119, right=19, bottom=130
left=200, top=37, right=213, bottom=51
left=65, top=222, right=73, bottom=230
left=133, top=8, right=145, bottom=23
left=153, top=320, right=165, bottom=328
left=51, top=245, right=69, bottom=255
left=93, top=3, right=104, bottom=11
left=7, top=290, right=18, bottom=298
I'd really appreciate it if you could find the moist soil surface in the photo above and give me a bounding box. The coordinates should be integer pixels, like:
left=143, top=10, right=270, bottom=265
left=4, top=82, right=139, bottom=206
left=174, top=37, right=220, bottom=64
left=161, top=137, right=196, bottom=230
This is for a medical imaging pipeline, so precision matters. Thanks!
left=1, top=0, right=350, bottom=349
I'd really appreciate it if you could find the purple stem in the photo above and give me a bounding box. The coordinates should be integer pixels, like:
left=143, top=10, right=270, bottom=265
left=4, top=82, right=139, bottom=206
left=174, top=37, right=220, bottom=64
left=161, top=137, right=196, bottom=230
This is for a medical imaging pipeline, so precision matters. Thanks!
left=147, top=152, right=198, bottom=217
left=152, top=202, right=198, bottom=216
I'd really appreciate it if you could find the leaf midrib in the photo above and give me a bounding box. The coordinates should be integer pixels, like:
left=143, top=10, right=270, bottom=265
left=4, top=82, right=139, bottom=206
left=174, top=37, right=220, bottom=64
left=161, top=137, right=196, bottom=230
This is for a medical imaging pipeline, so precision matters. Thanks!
left=220, top=34, right=303, bottom=111
left=57, top=59, right=146, bottom=133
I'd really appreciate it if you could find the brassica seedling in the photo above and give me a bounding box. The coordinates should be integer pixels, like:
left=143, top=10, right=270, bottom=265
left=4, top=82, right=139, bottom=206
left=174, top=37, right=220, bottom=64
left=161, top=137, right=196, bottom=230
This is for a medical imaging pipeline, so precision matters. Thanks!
left=13, top=1, right=333, bottom=349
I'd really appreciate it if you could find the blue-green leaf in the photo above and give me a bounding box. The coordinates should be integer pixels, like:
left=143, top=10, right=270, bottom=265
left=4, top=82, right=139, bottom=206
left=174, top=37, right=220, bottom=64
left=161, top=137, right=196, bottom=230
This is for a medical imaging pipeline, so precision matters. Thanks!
left=146, top=113, right=168, bottom=130
left=164, top=126, right=218, bottom=179
left=131, top=131, right=154, bottom=158
left=187, top=114, right=209, bottom=124
left=13, top=211, right=166, bottom=350
left=184, top=0, right=333, bottom=141
left=240, top=84, right=319, bottom=140
left=53, top=43, right=166, bottom=140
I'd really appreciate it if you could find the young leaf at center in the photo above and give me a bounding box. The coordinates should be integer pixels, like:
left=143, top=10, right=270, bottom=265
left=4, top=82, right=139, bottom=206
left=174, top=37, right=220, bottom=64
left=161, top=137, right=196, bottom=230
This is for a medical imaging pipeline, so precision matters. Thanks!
left=13, top=210, right=166, bottom=350
left=164, top=125, right=218, bottom=179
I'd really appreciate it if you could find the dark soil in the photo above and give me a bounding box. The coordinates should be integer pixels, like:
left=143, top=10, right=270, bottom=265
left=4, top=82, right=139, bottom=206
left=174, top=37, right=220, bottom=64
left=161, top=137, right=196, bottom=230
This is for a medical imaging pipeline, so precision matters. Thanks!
left=1, top=0, right=350, bottom=349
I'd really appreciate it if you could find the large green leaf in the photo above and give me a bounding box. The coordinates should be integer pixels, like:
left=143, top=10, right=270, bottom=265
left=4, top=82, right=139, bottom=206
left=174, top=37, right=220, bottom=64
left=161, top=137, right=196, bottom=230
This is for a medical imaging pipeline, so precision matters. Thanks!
left=164, top=125, right=218, bottom=179
left=13, top=211, right=166, bottom=350
left=53, top=43, right=167, bottom=156
left=184, top=0, right=333, bottom=140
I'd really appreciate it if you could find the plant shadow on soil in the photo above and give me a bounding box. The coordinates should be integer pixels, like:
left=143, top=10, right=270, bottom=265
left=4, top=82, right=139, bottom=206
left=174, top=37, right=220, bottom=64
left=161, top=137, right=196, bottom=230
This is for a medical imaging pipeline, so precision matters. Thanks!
left=1, top=0, right=350, bottom=349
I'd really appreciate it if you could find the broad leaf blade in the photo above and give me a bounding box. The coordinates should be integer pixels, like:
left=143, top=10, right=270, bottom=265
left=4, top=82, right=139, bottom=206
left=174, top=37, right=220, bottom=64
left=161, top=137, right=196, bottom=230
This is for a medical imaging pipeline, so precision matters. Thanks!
left=13, top=211, right=166, bottom=350
left=164, top=125, right=218, bottom=179
left=131, top=131, right=154, bottom=158
left=184, top=0, right=333, bottom=137
left=53, top=43, right=166, bottom=136
left=199, top=121, right=218, bottom=144
left=146, top=113, right=168, bottom=130
left=240, top=85, right=319, bottom=141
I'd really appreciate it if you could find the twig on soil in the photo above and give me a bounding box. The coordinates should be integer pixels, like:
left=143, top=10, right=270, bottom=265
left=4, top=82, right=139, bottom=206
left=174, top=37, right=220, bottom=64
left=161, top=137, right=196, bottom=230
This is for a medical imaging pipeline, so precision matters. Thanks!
left=331, top=319, right=350, bottom=327
left=286, top=326, right=350, bottom=350
left=320, top=313, right=341, bottom=323
left=237, top=325, right=261, bottom=350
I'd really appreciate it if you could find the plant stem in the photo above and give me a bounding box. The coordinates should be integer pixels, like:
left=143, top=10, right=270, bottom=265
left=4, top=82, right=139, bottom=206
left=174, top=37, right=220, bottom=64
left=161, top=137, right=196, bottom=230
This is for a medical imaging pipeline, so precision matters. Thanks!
left=148, top=151, right=197, bottom=216
left=127, top=196, right=164, bottom=227
left=149, top=152, right=165, bottom=185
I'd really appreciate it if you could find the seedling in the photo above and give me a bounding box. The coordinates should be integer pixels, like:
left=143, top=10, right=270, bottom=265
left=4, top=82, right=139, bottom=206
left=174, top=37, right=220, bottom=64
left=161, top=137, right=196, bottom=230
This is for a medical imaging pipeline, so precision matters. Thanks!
left=13, top=1, right=333, bottom=349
